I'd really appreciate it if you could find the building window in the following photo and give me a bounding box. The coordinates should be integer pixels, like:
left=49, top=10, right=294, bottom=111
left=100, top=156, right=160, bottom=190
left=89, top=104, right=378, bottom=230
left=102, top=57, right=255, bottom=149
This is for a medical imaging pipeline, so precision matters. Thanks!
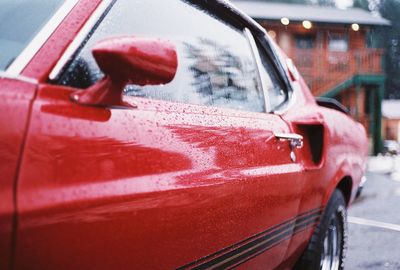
left=328, top=33, right=348, bottom=52
left=366, top=28, right=384, bottom=48
left=295, top=35, right=315, bottom=49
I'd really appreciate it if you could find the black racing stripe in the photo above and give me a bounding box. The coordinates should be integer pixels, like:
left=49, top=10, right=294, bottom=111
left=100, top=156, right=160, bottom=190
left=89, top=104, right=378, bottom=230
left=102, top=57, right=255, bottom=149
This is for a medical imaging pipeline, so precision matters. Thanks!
left=226, top=219, right=319, bottom=270
left=191, top=212, right=320, bottom=270
left=177, top=207, right=323, bottom=270
left=177, top=208, right=321, bottom=270
left=178, top=208, right=322, bottom=270
left=193, top=216, right=319, bottom=270
left=216, top=218, right=319, bottom=270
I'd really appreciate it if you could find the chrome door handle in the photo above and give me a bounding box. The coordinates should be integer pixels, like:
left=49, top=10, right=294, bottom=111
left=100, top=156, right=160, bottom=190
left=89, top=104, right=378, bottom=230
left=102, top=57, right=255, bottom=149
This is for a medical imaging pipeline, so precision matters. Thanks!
left=274, top=133, right=303, bottom=148
left=274, top=133, right=303, bottom=162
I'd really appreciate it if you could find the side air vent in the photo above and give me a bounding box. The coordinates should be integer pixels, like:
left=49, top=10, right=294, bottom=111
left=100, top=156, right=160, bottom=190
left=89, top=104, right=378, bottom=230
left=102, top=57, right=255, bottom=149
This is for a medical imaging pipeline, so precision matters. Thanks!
left=296, top=124, right=324, bottom=167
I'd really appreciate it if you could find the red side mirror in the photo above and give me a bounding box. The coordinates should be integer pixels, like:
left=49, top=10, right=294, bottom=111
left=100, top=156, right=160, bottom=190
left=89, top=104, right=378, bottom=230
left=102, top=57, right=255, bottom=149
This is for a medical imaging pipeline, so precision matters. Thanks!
left=71, top=36, right=178, bottom=107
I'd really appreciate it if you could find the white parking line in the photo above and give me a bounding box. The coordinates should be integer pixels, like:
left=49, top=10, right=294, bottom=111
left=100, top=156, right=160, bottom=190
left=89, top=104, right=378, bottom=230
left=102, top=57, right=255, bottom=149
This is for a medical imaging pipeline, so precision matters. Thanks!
left=348, top=216, right=400, bottom=232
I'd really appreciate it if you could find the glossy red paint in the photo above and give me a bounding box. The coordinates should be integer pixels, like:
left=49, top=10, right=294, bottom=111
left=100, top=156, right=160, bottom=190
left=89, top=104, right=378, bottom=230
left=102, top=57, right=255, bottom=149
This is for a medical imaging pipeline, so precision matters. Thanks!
left=93, top=36, right=178, bottom=85
left=14, top=83, right=308, bottom=269
left=72, top=36, right=178, bottom=107
left=0, top=0, right=368, bottom=269
left=274, top=52, right=368, bottom=264
left=0, top=78, right=36, bottom=270
left=22, top=0, right=102, bottom=81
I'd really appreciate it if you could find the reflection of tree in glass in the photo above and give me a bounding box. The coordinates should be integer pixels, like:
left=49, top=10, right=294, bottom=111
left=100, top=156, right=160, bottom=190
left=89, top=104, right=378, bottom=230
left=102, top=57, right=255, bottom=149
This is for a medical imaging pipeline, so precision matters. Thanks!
left=121, top=37, right=264, bottom=113
left=183, top=38, right=262, bottom=110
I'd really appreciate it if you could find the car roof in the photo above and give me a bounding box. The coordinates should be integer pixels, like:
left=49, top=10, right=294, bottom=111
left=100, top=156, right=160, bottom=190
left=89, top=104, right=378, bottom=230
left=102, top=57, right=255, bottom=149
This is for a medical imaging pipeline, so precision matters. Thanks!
left=192, top=0, right=267, bottom=37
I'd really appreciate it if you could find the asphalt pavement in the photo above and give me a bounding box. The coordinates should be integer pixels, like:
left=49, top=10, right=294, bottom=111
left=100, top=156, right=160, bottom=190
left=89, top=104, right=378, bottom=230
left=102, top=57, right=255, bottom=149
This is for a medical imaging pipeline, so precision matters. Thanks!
left=346, top=171, right=400, bottom=269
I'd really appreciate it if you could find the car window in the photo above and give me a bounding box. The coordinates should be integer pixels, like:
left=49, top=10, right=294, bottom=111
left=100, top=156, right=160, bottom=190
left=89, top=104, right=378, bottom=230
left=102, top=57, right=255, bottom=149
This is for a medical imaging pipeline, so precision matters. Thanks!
left=256, top=42, right=287, bottom=110
left=57, top=0, right=266, bottom=113
left=0, top=0, right=64, bottom=70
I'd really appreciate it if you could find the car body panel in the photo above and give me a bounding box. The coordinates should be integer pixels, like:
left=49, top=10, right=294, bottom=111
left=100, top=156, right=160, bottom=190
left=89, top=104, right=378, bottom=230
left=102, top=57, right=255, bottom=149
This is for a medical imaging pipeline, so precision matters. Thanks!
left=15, top=84, right=306, bottom=269
left=275, top=48, right=368, bottom=208
left=0, top=0, right=369, bottom=269
left=0, top=78, right=36, bottom=270
left=21, top=0, right=101, bottom=82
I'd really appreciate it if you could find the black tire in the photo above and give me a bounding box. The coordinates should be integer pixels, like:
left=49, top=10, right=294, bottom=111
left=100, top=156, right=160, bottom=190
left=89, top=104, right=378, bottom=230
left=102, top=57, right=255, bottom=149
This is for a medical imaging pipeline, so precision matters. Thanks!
left=295, top=190, right=347, bottom=270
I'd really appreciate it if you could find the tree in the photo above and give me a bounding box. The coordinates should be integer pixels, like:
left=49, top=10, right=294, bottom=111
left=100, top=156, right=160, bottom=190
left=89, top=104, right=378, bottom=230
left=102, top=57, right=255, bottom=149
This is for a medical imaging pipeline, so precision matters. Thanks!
left=379, top=0, right=400, bottom=99
left=238, top=0, right=311, bottom=4
left=314, top=0, right=336, bottom=6
left=237, top=0, right=337, bottom=6
left=353, top=0, right=371, bottom=10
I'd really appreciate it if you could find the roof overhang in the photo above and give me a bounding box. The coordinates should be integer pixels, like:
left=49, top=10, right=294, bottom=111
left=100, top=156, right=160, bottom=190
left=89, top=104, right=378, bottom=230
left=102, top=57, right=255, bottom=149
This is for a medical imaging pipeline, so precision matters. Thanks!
left=231, top=1, right=391, bottom=26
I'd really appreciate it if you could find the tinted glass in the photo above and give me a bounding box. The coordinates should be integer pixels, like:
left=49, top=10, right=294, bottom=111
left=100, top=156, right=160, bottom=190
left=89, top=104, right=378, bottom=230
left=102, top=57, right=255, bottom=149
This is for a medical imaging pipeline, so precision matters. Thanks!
left=0, top=0, right=64, bottom=70
left=58, top=0, right=265, bottom=113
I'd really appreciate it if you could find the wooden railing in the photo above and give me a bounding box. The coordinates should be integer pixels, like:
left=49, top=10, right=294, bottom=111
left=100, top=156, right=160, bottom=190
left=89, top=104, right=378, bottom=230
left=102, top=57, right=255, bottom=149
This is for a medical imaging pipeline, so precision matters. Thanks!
left=291, top=49, right=384, bottom=96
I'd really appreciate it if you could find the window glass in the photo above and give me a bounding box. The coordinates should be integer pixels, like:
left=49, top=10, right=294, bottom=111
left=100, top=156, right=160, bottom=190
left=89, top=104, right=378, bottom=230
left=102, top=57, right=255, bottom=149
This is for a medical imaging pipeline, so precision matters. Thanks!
left=328, top=33, right=348, bottom=52
left=58, top=0, right=265, bottom=113
left=0, top=0, right=64, bottom=70
left=366, top=28, right=384, bottom=49
left=295, top=35, right=315, bottom=49
left=256, top=42, right=287, bottom=110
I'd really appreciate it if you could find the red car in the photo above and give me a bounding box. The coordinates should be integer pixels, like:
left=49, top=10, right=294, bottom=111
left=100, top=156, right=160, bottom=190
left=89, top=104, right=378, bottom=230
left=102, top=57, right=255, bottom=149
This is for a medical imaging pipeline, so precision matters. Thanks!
left=0, top=0, right=368, bottom=269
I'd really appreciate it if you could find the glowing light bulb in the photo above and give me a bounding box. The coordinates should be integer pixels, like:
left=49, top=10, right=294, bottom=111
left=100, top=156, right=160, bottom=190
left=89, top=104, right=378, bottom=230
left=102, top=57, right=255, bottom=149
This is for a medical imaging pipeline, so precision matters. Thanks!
left=268, top=30, right=277, bottom=39
left=302, top=20, right=312, bottom=29
left=281, top=17, right=290, bottom=26
left=352, top=23, right=360, bottom=31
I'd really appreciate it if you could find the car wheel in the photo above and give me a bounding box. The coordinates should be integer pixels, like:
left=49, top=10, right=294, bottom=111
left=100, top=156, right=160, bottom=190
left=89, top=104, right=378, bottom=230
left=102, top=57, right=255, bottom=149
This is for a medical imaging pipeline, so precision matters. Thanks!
left=295, top=190, right=347, bottom=270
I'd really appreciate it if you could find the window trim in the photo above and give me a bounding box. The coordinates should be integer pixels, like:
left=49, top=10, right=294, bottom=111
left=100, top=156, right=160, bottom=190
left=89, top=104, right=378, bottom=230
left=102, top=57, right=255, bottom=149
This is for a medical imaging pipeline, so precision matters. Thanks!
left=244, top=28, right=270, bottom=113
left=49, top=0, right=293, bottom=114
left=252, top=35, right=292, bottom=112
left=53, top=0, right=271, bottom=114
left=49, top=0, right=114, bottom=80
left=193, top=0, right=293, bottom=112
left=260, top=33, right=297, bottom=113
left=0, top=71, right=38, bottom=84
left=5, top=0, right=80, bottom=76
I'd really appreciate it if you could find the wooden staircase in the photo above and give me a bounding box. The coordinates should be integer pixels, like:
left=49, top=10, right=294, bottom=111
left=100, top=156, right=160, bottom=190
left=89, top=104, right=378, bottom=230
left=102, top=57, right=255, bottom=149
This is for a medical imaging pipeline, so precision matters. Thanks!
left=291, top=49, right=384, bottom=96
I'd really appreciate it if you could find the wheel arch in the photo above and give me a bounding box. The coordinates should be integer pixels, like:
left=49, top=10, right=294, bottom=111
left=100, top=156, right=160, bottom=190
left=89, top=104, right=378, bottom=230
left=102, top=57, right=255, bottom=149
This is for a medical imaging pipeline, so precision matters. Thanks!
left=336, top=176, right=352, bottom=206
left=323, top=169, right=354, bottom=207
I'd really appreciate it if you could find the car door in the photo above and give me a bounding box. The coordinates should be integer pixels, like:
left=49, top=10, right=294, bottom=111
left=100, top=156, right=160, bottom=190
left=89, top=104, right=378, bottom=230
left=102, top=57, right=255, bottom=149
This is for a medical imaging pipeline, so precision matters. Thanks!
left=15, top=1, right=312, bottom=269
left=0, top=76, right=36, bottom=270
left=261, top=41, right=333, bottom=264
left=0, top=1, right=67, bottom=268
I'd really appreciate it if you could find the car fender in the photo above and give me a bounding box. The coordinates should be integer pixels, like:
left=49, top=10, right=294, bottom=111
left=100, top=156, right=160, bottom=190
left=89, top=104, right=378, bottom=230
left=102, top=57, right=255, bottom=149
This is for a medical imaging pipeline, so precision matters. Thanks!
left=322, top=159, right=357, bottom=206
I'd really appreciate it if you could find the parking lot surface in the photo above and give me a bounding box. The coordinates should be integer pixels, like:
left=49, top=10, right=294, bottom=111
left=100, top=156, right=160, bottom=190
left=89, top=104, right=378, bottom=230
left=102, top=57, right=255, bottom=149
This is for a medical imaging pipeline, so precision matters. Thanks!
left=346, top=172, right=400, bottom=269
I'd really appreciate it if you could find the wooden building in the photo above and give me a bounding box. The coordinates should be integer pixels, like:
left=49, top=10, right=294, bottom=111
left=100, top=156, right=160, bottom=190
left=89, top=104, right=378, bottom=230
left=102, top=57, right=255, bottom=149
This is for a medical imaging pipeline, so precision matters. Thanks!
left=233, top=1, right=390, bottom=154
left=382, top=100, right=400, bottom=143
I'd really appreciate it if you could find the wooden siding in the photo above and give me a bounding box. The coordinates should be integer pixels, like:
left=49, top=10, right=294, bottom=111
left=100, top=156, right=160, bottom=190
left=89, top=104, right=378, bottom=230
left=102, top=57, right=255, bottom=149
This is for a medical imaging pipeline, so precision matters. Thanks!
left=260, top=22, right=384, bottom=96
left=293, top=48, right=383, bottom=96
